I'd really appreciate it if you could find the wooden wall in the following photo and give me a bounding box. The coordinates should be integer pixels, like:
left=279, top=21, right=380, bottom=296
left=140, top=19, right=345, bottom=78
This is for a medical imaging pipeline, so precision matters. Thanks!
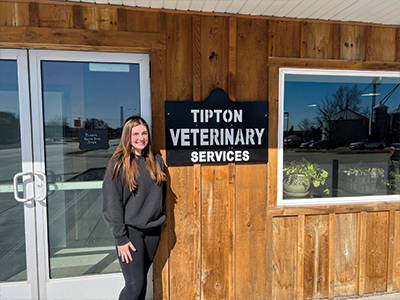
left=1, top=1, right=400, bottom=299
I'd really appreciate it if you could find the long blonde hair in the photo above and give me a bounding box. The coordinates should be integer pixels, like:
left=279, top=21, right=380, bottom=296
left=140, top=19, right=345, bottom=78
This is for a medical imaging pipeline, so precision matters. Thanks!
left=107, top=116, right=166, bottom=191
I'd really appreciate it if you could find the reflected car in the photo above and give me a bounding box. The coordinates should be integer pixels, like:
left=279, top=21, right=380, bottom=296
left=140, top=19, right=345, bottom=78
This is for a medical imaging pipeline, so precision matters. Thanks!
left=390, top=143, right=400, bottom=162
left=349, top=139, right=385, bottom=150
left=300, top=140, right=316, bottom=149
left=309, top=140, right=336, bottom=150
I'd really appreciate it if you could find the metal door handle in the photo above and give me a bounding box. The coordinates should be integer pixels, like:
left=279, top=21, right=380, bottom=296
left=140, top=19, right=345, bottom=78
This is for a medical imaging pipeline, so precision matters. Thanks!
left=13, top=171, right=34, bottom=202
left=34, top=171, right=47, bottom=201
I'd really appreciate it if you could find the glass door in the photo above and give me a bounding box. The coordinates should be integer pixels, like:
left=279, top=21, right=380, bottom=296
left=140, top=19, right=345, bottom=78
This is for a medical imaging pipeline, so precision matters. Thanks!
left=0, top=49, right=38, bottom=299
left=1, top=49, right=152, bottom=300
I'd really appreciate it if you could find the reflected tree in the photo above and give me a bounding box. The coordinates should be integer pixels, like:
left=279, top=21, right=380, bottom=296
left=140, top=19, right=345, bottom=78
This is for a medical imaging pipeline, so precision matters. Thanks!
left=84, top=118, right=109, bottom=129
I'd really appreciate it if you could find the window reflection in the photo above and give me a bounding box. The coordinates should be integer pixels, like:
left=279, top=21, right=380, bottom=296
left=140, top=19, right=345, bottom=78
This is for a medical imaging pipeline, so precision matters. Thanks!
left=281, top=70, right=400, bottom=201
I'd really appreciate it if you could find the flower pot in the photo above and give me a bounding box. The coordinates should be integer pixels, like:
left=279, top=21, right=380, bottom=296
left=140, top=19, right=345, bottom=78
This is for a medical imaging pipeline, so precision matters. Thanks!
left=283, top=174, right=310, bottom=197
left=344, top=174, right=377, bottom=195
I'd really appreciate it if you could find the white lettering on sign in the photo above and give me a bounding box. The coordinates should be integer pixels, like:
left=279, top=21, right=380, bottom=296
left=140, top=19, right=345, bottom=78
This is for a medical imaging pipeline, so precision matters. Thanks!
left=190, top=109, right=243, bottom=123
left=191, top=150, right=250, bottom=163
left=83, top=132, right=101, bottom=144
left=169, top=128, right=265, bottom=147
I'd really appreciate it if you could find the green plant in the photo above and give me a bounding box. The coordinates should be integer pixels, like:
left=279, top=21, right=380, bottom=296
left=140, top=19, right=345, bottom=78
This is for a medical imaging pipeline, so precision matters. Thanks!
left=283, top=157, right=330, bottom=194
left=382, top=171, right=400, bottom=189
left=342, top=167, right=384, bottom=179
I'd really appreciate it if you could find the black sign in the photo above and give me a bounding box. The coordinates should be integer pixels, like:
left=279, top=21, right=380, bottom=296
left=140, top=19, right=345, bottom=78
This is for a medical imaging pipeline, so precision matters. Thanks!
left=78, top=129, right=109, bottom=150
left=165, top=88, right=269, bottom=164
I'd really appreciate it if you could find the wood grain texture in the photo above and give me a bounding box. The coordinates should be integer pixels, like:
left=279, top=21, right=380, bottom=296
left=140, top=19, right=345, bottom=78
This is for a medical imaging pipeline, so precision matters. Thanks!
left=335, top=213, right=359, bottom=296
left=236, top=18, right=268, bottom=102
left=228, top=17, right=236, bottom=101
left=192, top=14, right=202, bottom=103
left=340, top=24, right=366, bottom=61
left=201, top=165, right=232, bottom=300
left=328, top=213, right=335, bottom=298
left=200, top=15, right=229, bottom=100
left=304, top=215, right=329, bottom=299
left=368, top=27, right=396, bottom=62
left=95, top=7, right=118, bottom=31
left=365, top=212, right=389, bottom=294
left=13, top=2, right=29, bottom=26
left=387, top=210, right=396, bottom=292
left=268, top=20, right=301, bottom=58
left=167, top=165, right=201, bottom=300
left=394, top=211, right=400, bottom=291
left=297, top=215, right=305, bottom=300
left=37, top=3, right=72, bottom=28
left=0, top=26, right=166, bottom=49
left=358, top=211, right=367, bottom=295
left=0, top=2, right=14, bottom=26
left=267, top=66, right=279, bottom=207
left=235, top=163, right=267, bottom=300
left=166, top=13, right=193, bottom=101
left=306, top=23, right=334, bottom=59
left=272, top=216, right=298, bottom=300
left=126, top=10, right=159, bottom=33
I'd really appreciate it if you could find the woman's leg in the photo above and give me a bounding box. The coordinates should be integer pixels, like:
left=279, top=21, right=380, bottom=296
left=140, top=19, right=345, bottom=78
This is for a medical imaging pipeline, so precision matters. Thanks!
left=137, top=227, right=161, bottom=300
left=117, top=227, right=161, bottom=300
left=117, top=228, right=145, bottom=300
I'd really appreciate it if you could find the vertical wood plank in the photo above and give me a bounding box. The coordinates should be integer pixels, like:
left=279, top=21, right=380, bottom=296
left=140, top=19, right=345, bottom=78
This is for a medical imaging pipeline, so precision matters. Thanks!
left=29, top=2, right=39, bottom=27
left=300, top=22, right=308, bottom=58
left=270, top=20, right=301, bottom=58
left=328, top=213, right=335, bottom=298
left=297, top=215, right=305, bottom=300
left=335, top=213, right=359, bottom=297
left=150, top=47, right=168, bottom=300
left=236, top=18, right=268, bottom=102
left=201, top=165, right=231, bottom=300
left=365, top=26, right=373, bottom=61
left=396, top=28, right=400, bottom=62
left=228, top=163, right=235, bottom=300
left=365, top=212, right=389, bottom=294
left=0, top=2, right=14, bottom=26
left=117, top=8, right=127, bottom=31
left=306, top=23, right=334, bottom=59
left=267, top=66, right=279, bottom=207
left=81, top=6, right=97, bottom=30
left=235, top=164, right=267, bottom=300
left=266, top=215, right=273, bottom=300
left=126, top=10, right=159, bottom=33
left=333, top=24, right=341, bottom=60
left=304, top=215, right=329, bottom=299
left=358, top=211, right=367, bottom=296
left=340, top=24, right=366, bottom=61
left=200, top=15, right=229, bottom=100
left=393, top=211, right=400, bottom=291
left=95, top=7, right=118, bottom=31
left=167, top=166, right=201, bottom=300
left=14, top=2, right=30, bottom=27
left=72, top=5, right=83, bottom=30
left=228, top=17, right=237, bottom=101
left=192, top=14, right=201, bottom=103
left=37, top=3, right=71, bottom=28
left=166, top=14, right=193, bottom=101
left=369, top=27, right=396, bottom=61
left=272, top=216, right=298, bottom=300
left=268, top=19, right=276, bottom=57
left=387, top=210, right=396, bottom=292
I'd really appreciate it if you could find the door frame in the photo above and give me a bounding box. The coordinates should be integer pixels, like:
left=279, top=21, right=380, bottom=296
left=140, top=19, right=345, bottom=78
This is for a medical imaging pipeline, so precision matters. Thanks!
left=0, top=49, right=38, bottom=300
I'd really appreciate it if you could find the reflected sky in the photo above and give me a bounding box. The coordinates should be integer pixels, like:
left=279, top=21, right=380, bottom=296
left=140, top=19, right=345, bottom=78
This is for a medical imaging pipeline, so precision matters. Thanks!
left=285, top=74, right=400, bottom=130
left=41, top=61, right=141, bottom=129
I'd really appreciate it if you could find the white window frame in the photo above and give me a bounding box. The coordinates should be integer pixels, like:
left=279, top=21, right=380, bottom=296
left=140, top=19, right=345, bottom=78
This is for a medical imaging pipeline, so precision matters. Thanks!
left=278, top=68, right=400, bottom=206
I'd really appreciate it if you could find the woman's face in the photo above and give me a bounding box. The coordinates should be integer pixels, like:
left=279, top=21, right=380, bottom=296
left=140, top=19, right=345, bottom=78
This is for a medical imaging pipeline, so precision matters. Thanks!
left=130, top=124, right=149, bottom=156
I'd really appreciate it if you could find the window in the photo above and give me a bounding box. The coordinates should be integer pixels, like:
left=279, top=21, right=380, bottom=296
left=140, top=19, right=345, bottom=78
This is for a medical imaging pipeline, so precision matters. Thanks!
left=278, top=68, right=400, bottom=205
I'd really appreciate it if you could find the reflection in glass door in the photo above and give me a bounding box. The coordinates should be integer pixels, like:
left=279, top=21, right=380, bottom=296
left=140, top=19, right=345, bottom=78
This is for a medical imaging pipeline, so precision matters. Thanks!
left=1, top=49, right=151, bottom=300
left=28, top=50, right=151, bottom=299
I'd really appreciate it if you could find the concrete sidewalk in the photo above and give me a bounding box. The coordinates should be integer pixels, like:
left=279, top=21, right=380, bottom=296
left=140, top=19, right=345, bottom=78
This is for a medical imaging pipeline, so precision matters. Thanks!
left=333, top=291, right=400, bottom=299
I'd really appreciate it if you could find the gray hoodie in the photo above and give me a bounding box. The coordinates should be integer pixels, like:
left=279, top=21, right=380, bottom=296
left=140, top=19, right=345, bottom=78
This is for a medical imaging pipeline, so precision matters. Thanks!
left=102, top=154, right=165, bottom=246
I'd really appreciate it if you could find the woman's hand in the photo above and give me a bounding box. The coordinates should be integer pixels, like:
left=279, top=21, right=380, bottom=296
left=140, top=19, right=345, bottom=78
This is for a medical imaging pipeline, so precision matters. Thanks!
left=117, top=242, right=137, bottom=263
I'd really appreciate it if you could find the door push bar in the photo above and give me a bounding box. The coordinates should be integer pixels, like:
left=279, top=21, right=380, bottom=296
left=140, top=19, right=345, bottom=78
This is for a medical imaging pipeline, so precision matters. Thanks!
left=13, top=171, right=47, bottom=202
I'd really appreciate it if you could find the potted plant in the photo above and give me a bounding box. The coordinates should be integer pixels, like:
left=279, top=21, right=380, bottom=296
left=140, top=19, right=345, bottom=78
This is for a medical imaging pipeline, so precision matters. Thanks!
left=342, top=166, right=384, bottom=195
left=283, top=157, right=330, bottom=197
left=382, top=171, right=400, bottom=193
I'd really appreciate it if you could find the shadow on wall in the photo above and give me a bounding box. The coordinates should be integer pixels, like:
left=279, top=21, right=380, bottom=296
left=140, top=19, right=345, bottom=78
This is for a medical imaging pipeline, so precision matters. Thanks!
left=154, top=165, right=177, bottom=299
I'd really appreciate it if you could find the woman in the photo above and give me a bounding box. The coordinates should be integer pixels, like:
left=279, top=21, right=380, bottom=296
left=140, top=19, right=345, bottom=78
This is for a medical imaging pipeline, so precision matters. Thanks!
left=102, top=116, right=166, bottom=300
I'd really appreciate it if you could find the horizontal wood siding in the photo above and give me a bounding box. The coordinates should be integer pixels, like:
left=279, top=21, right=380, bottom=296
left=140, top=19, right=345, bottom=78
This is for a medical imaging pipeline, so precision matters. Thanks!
left=1, top=1, right=400, bottom=299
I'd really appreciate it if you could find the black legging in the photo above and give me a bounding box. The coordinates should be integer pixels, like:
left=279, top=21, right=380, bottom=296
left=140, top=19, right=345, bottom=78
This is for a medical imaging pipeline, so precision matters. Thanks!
left=117, top=226, right=161, bottom=300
